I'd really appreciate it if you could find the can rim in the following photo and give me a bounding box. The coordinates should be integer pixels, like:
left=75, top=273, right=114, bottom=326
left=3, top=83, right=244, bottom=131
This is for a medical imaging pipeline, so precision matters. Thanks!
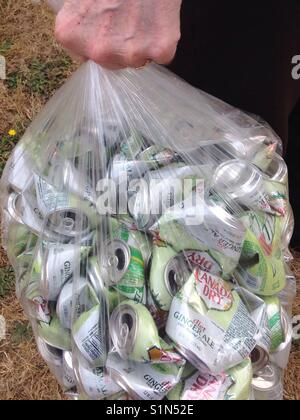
left=109, top=304, right=138, bottom=360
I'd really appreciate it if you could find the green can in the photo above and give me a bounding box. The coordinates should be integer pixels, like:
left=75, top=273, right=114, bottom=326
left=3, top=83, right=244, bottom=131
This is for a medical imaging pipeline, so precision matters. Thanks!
left=37, top=315, right=72, bottom=351
left=235, top=211, right=286, bottom=296
left=167, top=358, right=252, bottom=400
left=262, top=296, right=285, bottom=352
left=109, top=300, right=184, bottom=364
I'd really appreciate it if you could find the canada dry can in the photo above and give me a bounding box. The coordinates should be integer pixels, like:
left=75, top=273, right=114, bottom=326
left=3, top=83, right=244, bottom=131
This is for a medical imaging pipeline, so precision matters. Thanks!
left=36, top=336, right=63, bottom=368
left=106, top=352, right=184, bottom=401
left=21, top=280, right=51, bottom=324
left=34, top=175, right=97, bottom=240
left=149, top=244, right=190, bottom=312
left=37, top=315, right=72, bottom=351
left=166, top=269, right=261, bottom=374
left=37, top=243, right=90, bottom=301
left=235, top=211, right=286, bottom=296
left=88, top=256, right=126, bottom=313
left=62, top=351, right=77, bottom=389
left=98, top=239, right=145, bottom=303
left=138, top=145, right=180, bottom=169
left=270, top=308, right=293, bottom=370
left=75, top=359, right=122, bottom=400
left=56, top=278, right=99, bottom=330
left=72, top=305, right=107, bottom=367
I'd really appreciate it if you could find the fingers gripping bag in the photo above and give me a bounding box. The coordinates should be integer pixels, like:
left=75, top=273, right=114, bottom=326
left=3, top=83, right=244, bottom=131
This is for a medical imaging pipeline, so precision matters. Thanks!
left=0, top=60, right=295, bottom=401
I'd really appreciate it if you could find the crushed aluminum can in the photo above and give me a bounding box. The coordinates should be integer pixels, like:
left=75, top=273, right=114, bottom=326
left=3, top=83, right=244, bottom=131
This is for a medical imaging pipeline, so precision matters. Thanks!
left=149, top=244, right=190, bottom=312
left=252, top=363, right=283, bottom=400
left=56, top=277, right=99, bottom=330
left=4, top=192, right=54, bottom=240
left=48, top=160, right=96, bottom=205
left=235, top=211, right=286, bottom=296
left=21, top=278, right=51, bottom=324
left=106, top=352, right=184, bottom=401
left=37, top=243, right=90, bottom=301
left=36, top=336, right=63, bottom=368
left=270, top=309, right=293, bottom=370
left=212, top=159, right=287, bottom=217
left=109, top=300, right=183, bottom=364
left=263, top=296, right=285, bottom=352
left=98, top=239, right=145, bottom=303
left=109, top=217, right=152, bottom=269
left=72, top=305, right=107, bottom=367
left=264, top=153, right=288, bottom=185
left=74, top=356, right=122, bottom=400
left=37, top=315, right=72, bottom=351
left=62, top=351, right=77, bottom=390
left=166, top=269, right=270, bottom=374
left=34, top=175, right=97, bottom=240
left=167, top=358, right=252, bottom=401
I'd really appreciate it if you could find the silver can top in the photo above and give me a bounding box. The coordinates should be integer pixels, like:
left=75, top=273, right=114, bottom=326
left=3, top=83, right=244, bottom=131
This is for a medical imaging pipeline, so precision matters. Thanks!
left=213, top=159, right=262, bottom=200
left=164, top=256, right=191, bottom=298
left=99, top=239, right=131, bottom=286
left=109, top=304, right=138, bottom=360
left=252, top=363, right=282, bottom=392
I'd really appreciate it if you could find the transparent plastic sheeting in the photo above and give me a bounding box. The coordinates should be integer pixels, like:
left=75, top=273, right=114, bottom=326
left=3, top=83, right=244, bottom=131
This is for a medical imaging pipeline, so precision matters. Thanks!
left=0, top=62, right=295, bottom=401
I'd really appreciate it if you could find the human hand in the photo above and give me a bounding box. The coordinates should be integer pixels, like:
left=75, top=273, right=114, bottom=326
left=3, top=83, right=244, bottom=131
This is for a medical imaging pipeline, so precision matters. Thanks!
left=54, top=0, right=182, bottom=69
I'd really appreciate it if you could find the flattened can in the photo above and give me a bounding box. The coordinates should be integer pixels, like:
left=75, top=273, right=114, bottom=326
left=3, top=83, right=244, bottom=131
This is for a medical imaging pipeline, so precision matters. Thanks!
left=252, top=364, right=283, bottom=400
left=75, top=358, right=122, bottom=400
left=72, top=305, right=107, bottom=367
left=37, top=315, right=72, bottom=351
left=88, top=256, right=126, bottom=313
left=167, top=358, right=252, bottom=401
left=277, top=267, right=297, bottom=318
left=109, top=217, right=152, bottom=269
left=98, top=239, right=145, bottom=303
left=21, top=280, right=51, bottom=324
left=37, top=243, right=90, bottom=301
left=36, top=336, right=63, bottom=368
left=149, top=244, right=190, bottom=312
left=106, top=352, right=184, bottom=401
left=235, top=211, right=286, bottom=296
left=166, top=269, right=264, bottom=374
left=62, top=351, right=77, bottom=389
left=109, top=300, right=184, bottom=364
left=56, top=278, right=99, bottom=330
left=270, top=309, right=293, bottom=369
left=34, top=175, right=97, bottom=240
left=263, top=296, right=285, bottom=352
left=212, top=159, right=286, bottom=216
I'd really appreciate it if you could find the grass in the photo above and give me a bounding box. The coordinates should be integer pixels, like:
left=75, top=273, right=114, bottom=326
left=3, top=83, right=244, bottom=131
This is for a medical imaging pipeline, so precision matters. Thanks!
left=0, top=266, right=14, bottom=297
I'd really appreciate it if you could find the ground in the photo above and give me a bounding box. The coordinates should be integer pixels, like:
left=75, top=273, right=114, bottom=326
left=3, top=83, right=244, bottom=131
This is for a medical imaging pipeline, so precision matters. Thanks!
left=0, top=0, right=299, bottom=400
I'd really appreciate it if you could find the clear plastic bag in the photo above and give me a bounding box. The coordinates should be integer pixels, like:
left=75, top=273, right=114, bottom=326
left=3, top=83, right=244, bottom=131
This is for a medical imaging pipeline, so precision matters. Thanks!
left=0, top=61, right=294, bottom=400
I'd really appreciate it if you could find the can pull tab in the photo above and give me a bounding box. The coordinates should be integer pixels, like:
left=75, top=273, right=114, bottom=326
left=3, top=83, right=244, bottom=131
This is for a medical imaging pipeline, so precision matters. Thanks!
left=119, top=322, right=130, bottom=348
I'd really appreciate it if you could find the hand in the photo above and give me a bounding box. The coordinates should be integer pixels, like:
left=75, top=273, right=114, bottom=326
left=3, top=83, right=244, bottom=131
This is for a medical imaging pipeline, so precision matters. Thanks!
left=54, top=0, right=182, bottom=69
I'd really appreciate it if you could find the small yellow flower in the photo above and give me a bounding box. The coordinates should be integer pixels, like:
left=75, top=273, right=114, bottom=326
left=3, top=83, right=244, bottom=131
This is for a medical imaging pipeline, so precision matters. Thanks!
left=8, top=129, right=16, bottom=137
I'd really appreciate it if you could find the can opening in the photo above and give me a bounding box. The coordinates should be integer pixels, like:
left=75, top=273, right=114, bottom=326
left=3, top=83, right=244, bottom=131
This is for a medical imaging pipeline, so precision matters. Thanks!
left=168, top=269, right=180, bottom=297
left=251, top=347, right=261, bottom=364
left=121, top=313, right=134, bottom=332
left=114, top=248, right=126, bottom=272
